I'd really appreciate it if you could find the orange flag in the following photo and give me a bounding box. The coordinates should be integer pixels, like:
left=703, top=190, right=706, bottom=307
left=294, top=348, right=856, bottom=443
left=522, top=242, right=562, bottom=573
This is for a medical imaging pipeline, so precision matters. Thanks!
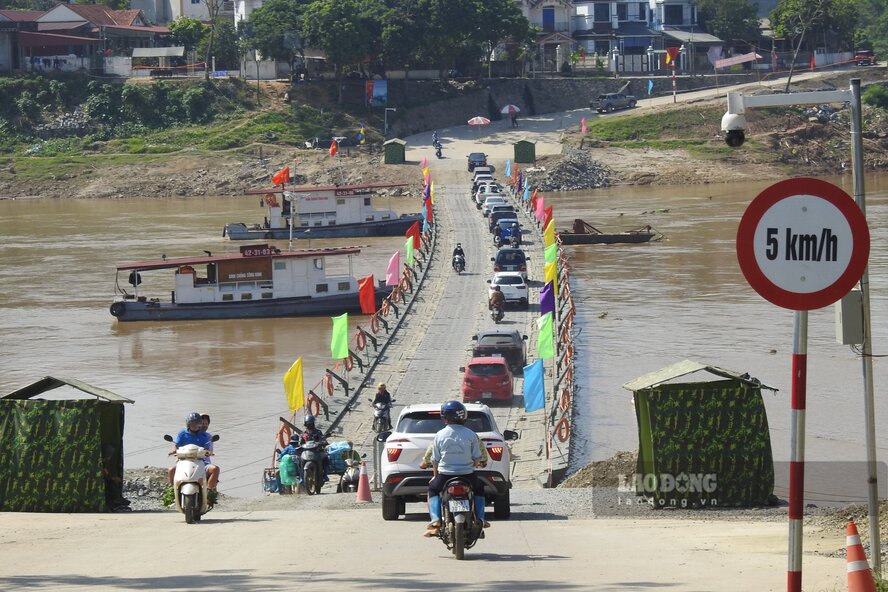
left=329, top=140, right=339, bottom=157
left=358, top=274, right=376, bottom=314
left=272, top=167, right=290, bottom=186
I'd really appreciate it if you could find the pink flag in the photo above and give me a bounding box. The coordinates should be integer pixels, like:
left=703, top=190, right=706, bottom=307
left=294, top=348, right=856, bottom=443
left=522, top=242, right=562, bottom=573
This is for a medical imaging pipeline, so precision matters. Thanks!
left=386, top=251, right=400, bottom=286
left=420, top=157, right=427, bottom=169
left=535, top=195, right=546, bottom=221
left=424, top=172, right=430, bottom=185
left=580, top=117, right=587, bottom=134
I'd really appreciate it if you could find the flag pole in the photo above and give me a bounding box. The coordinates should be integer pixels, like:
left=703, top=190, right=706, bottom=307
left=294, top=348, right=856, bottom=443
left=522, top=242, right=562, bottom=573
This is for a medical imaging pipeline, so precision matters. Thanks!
left=287, top=183, right=294, bottom=252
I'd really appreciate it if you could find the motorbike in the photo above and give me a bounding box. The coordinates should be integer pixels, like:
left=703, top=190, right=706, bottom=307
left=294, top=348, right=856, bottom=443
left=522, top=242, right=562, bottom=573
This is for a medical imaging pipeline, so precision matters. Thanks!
left=434, top=140, right=443, bottom=159
left=490, top=304, right=504, bottom=324
left=297, top=439, right=327, bottom=495
left=452, top=255, right=465, bottom=274
left=493, top=234, right=504, bottom=248
left=435, top=476, right=484, bottom=560
left=369, top=398, right=395, bottom=432
left=509, top=233, right=521, bottom=248
left=164, top=433, right=219, bottom=524
left=337, top=457, right=362, bottom=493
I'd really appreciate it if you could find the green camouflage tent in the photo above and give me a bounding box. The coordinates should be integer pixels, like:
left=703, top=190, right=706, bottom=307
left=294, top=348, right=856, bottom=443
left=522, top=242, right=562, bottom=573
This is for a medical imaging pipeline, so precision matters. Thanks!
left=0, top=377, right=134, bottom=512
left=622, top=360, right=775, bottom=508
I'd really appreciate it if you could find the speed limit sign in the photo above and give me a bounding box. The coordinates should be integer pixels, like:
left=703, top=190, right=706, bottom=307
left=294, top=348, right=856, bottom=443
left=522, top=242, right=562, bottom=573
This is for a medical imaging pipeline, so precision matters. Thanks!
left=736, top=177, right=869, bottom=310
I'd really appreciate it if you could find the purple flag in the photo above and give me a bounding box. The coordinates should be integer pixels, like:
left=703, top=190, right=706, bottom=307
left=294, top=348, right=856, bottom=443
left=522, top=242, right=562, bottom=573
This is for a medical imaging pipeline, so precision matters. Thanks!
left=423, top=183, right=430, bottom=200
left=540, top=282, right=555, bottom=316
left=517, top=171, right=523, bottom=192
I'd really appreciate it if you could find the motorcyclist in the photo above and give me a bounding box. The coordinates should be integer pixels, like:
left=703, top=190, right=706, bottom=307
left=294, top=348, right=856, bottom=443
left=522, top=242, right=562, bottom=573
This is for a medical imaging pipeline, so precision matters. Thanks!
left=299, top=415, right=330, bottom=482
left=452, top=243, right=466, bottom=270
left=432, top=130, right=439, bottom=145
left=424, top=400, right=487, bottom=537
left=168, top=412, right=220, bottom=490
left=372, top=382, right=393, bottom=430
left=510, top=223, right=521, bottom=243
left=489, top=285, right=506, bottom=310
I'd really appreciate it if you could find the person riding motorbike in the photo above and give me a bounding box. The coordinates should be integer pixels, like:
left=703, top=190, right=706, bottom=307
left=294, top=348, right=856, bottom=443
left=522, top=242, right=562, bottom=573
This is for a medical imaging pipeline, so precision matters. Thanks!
left=424, top=400, right=488, bottom=537
left=489, top=285, right=506, bottom=310
left=510, top=223, right=521, bottom=243
left=298, top=415, right=330, bottom=483
left=452, top=243, right=466, bottom=271
left=372, top=382, right=394, bottom=430
left=168, top=412, right=220, bottom=491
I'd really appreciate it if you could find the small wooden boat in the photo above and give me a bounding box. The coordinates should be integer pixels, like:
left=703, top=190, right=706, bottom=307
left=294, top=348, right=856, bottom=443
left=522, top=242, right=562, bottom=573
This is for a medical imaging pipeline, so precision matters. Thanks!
left=558, top=219, right=660, bottom=245
left=110, top=244, right=391, bottom=322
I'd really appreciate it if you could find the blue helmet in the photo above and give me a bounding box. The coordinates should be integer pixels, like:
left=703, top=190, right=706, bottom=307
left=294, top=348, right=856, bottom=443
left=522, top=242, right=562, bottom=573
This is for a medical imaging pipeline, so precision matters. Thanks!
left=441, top=400, right=467, bottom=424
left=186, top=412, right=201, bottom=427
left=303, top=415, right=316, bottom=427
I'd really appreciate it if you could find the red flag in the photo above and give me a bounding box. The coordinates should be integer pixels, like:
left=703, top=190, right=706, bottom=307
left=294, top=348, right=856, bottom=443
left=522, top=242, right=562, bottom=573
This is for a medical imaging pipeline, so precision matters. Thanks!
left=272, top=166, right=290, bottom=186
left=530, top=189, right=539, bottom=211
left=329, top=140, right=338, bottom=157
left=405, top=220, right=420, bottom=249
left=543, top=206, right=553, bottom=229
left=809, top=54, right=815, bottom=71
left=358, top=274, right=376, bottom=314
left=425, top=200, right=433, bottom=223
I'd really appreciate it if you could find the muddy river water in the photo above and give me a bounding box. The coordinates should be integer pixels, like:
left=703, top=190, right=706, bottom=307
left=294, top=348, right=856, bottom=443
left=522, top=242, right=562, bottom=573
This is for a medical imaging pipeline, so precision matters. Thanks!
left=1, top=176, right=886, bottom=499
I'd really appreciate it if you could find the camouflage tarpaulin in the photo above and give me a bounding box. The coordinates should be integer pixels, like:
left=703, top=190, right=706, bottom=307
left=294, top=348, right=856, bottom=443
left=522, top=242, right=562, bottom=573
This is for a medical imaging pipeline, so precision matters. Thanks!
left=0, top=399, right=105, bottom=512
left=634, top=379, right=774, bottom=508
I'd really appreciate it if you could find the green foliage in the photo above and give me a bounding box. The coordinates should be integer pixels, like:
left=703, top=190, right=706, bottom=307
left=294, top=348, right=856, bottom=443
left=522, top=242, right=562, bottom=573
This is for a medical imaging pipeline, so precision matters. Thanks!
left=248, top=0, right=312, bottom=63
left=168, top=16, right=210, bottom=52
left=162, top=485, right=175, bottom=507
left=696, top=0, right=759, bottom=42
left=586, top=106, right=724, bottom=142
left=770, top=0, right=858, bottom=51
left=858, top=0, right=888, bottom=59
left=863, top=84, right=888, bottom=110
left=199, top=20, right=241, bottom=71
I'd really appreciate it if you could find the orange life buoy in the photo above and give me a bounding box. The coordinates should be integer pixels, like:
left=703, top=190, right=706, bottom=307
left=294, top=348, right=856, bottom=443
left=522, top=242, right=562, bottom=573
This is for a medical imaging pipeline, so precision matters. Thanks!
left=345, top=356, right=354, bottom=371
left=559, top=389, right=571, bottom=412
left=324, top=374, right=334, bottom=396
left=564, top=364, right=574, bottom=387
left=556, top=417, right=571, bottom=442
left=307, top=394, right=321, bottom=417
left=356, top=329, right=367, bottom=352
left=381, top=299, right=391, bottom=317
left=277, top=424, right=293, bottom=449
left=565, top=344, right=574, bottom=361
left=370, top=315, right=381, bottom=334
left=391, top=287, right=403, bottom=304
left=399, top=275, right=410, bottom=294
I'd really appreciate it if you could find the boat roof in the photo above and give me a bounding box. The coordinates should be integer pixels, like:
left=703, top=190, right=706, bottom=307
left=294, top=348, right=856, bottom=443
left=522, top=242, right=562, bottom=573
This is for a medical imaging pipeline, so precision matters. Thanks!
left=116, top=246, right=361, bottom=271
left=245, top=181, right=408, bottom=195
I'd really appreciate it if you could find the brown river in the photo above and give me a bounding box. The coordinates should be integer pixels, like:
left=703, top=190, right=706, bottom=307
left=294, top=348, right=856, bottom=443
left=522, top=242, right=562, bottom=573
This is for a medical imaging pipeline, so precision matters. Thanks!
left=1, top=176, right=886, bottom=499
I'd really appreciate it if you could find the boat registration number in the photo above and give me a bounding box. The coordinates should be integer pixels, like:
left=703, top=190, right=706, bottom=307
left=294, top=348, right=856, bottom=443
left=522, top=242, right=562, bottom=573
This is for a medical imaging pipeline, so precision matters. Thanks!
left=449, top=499, right=470, bottom=512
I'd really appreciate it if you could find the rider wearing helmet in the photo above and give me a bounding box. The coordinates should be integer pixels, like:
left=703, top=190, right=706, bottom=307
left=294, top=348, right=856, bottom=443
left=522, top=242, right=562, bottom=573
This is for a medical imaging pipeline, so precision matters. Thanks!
left=298, top=415, right=330, bottom=483
left=452, top=243, right=466, bottom=270
left=168, top=412, right=220, bottom=490
left=424, top=400, right=488, bottom=537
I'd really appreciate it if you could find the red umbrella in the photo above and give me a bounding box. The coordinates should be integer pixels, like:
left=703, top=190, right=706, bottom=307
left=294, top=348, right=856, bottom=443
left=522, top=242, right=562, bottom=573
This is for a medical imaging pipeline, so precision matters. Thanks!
left=467, top=116, right=491, bottom=126
left=500, top=104, right=520, bottom=115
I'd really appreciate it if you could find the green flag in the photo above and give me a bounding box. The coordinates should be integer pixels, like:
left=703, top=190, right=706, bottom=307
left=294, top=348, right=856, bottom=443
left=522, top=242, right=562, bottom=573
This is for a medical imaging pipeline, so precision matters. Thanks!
left=405, top=236, right=414, bottom=266
left=545, top=243, right=558, bottom=265
left=537, top=312, right=554, bottom=359
left=331, top=312, right=349, bottom=359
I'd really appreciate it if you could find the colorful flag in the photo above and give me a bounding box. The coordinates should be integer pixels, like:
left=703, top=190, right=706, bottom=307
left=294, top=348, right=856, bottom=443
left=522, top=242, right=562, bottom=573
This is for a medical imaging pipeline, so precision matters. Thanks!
left=422, top=166, right=429, bottom=178
left=517, top=171, right=523, bottom=192
left=580, top=117, right=587, bottom=135
left=424, top=171, right=430, bottom=185
left=544, top=261, right=558, bottom=296
left=405, top=236, right=414, bottom=266
left=543, top=206, right=553, bottom=229
left=357, top=123, right=366, bottom=145
left=330, top=313, right=349, bottom=359
left=422, top=218, right=429, bottom=234
left=544, top=243, right=558, bottom=265
left=420, top=157, right=427, bottom=170
left=329, top=140, right=338, bottom=157
left=647, top=79, right=654, bottom=95
left=386, top=252, right=400, bottom=286
left=523, top=359, right=545, bottom=413
left=430, top=181, right=435, bottom=204
left=272, top=166, right=290, bottom=186
left=535, top=195, right=545, bottom=221
left=425, top=200, right=433, bottom=223
left=537, top=312, right=554, bottom=360
left=282, top=357, right=305, bottom=412
left=423, top=183, right=430, bottom=201
left=809, top=54, right=815, bottom=71
left=405, top=220, right=420, bottom=248
left=523, top=185, right=530, bottom=201
left=358, top=274, right=376, bottom=314
left=540, top=281, right=555, bottom=316
left=543, top=220, right=555, bottom=247
left=505, top=159, right=511, bottom=177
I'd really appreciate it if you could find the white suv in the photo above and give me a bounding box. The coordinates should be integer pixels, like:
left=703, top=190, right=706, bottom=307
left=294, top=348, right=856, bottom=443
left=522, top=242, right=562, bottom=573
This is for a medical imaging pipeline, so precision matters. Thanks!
left=377, top=403, right=518, bottom=521
left=487, top=272, right=529, bottom=309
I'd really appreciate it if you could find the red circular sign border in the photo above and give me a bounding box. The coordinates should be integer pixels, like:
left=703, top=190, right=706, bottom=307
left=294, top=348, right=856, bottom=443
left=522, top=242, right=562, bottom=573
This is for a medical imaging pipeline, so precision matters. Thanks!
left=736, top=177, right=870, bottom=311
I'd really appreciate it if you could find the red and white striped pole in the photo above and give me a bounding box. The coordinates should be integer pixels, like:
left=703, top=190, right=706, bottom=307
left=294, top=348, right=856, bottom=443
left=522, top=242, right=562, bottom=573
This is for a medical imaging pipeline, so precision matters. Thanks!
left=787, top=310, right=808, bottom=592
left=671, top=63, right=677, bottom=103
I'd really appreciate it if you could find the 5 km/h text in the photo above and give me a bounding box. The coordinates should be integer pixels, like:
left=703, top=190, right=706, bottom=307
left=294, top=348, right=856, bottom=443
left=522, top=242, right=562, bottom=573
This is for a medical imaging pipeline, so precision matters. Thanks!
left=764, top=227, right=838, bottom=262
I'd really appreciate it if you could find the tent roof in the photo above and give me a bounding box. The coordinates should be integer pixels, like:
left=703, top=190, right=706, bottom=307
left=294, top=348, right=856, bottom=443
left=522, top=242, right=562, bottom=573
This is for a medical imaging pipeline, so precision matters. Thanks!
left=622, top=359, right=775, bottom=392
left=132, top=46, right=184, bottom=58
left=661, top=28, right=723, bottom=45
left=2, top=376, right=134, bottom=403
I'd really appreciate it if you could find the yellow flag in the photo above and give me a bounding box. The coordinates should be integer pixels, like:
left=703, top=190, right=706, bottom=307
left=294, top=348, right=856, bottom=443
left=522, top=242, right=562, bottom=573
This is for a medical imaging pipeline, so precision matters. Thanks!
left=544, top=261, right=558, bottom=297
left=665, top=51, right=672, bottom=65
left=283, top=357, right=304, bottom=412
left=422, top=166, right=429, bottom=178
left=543, top=220, right=555, bottom=247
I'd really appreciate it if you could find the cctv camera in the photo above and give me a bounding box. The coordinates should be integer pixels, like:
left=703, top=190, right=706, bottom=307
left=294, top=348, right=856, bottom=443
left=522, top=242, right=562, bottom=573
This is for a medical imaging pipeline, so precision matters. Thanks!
left=721, top=112, right=747, bottom=148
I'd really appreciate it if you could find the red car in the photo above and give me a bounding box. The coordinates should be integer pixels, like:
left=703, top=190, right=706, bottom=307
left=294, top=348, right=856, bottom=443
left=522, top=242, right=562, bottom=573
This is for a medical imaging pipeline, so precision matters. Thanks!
left=460, top=356, right=514, bottom=403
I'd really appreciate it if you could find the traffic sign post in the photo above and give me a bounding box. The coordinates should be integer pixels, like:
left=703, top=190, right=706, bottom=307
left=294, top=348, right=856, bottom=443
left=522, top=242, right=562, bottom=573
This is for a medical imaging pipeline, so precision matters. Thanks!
left=737, top=177, right=870, bottom=592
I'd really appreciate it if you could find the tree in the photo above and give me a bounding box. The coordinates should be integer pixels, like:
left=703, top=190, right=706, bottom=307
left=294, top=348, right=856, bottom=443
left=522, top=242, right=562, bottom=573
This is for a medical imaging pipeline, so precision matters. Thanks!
left=472, top=0, right=531, bottom=78
left=202, top=0, right=225, bottom=80
left=855, top=0, right=888, bottom=57
left=248, top=0, right=312, bottom=65
left=168, top=17, right=209, bottom=52
left=696, top=0, right=759, bottom=43
left=302, top=0, right=382, bottom=104
left=416, top=0, right=484, bottom=78
left=380, top=0, right=425, bottom=101
left=198, top=20, right=240, bottom=70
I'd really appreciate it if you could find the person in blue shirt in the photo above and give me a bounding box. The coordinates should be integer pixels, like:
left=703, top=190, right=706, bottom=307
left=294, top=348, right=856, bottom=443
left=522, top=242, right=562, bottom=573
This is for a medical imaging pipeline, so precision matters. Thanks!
left=168, top=412, right=220, bottom=490
left=424, top=400, right=488, bottom=537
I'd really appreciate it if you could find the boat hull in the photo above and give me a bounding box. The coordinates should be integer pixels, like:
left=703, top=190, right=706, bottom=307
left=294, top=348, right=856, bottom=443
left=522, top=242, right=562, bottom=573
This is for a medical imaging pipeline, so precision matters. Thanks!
left=224, top=215, right=422, bottom=241
left=111, top=288, right=392, bottom=322
left=559, top=232, right=655, bottom=245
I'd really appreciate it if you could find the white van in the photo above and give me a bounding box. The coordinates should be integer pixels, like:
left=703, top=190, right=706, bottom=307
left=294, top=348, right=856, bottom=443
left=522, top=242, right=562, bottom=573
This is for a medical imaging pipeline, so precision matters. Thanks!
left=472, top=167, right=493, bottom=182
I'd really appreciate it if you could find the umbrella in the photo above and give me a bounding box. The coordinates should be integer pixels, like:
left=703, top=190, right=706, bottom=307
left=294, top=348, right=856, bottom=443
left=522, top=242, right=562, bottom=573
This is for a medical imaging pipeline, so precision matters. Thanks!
left=467, top=116, right=491, bottom=126
left=500, top=104, right=520, bottom=115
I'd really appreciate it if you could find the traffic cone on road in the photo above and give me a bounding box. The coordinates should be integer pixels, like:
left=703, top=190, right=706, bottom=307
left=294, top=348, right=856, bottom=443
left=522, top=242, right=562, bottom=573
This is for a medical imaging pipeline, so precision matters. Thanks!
left=356, top=461, right=372, bottom=503
left=846, top=520, right=876, bottom=592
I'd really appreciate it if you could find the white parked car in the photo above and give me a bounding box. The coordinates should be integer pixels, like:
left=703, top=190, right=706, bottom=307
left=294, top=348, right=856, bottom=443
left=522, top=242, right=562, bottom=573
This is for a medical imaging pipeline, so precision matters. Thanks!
left=474, top=183, right=502, bottom=205
left=481, top=195, right=507, bottom=217
left=487, top=272, right=528, bottom=309
left=377, top=403, right=518, bottom=521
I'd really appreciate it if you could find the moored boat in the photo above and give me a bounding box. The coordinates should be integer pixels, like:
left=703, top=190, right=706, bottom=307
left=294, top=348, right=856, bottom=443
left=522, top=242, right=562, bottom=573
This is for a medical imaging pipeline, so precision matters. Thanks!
left=558, top=219, right=661, bottom=245
left=223, top=181, right=422, bottom=240
left=110, top=244, right=390, bottom=322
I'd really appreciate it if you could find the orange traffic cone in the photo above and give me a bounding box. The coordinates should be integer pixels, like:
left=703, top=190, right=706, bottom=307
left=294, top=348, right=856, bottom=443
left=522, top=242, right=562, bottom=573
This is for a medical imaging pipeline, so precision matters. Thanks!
left=355, top=461, right=372, bottom=503
left=846, top=520, right=876, bottom=592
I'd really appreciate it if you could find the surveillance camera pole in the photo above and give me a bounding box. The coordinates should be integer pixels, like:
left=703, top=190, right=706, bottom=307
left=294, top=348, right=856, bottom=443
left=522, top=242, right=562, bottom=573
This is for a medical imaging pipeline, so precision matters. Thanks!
left=725, top=79, right=879, bottom=586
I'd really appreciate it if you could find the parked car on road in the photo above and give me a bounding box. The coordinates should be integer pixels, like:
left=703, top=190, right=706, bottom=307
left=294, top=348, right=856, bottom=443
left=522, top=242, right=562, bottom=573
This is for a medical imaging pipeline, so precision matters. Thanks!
left=591, top=93, right=637, bottom=113
left=468, top=152, right=488, bottom=171
left=474, top=183, right=502, bottom=205
left=460, top=355, right=514, bottom=403
left=481, top=195, right=507, bottom=216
